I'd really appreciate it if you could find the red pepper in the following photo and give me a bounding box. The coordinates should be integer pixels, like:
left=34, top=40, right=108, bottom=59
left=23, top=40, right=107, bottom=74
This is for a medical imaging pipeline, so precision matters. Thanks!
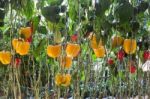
left=26, top=36, right=32, bottom=43
left=129, top=65, right=136, bottom=73
left=107, top=58, right=114, bottom=65
left=143, top=50, right=150, bottom=61
left=117, top=50, right=125, bottom=61
left=71, top=34, right=78, bottom=42
left=15, top=58, right=21, bottom=68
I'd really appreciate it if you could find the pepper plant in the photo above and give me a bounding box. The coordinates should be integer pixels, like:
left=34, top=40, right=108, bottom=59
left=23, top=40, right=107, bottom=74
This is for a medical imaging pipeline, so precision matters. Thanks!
left=0, top=0, right=150, bottom=98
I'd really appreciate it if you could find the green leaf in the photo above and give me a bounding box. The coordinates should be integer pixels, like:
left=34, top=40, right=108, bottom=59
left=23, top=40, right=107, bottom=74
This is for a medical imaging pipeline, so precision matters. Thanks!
left=37, top=26, right=47, bottom=34
left=68, top=0, right=78, bottom=21
left=31, top=16, right=41, bottom=33
left=101, top=0, right=111, bottom=14
left=47, top=17, right=65, bottom=32
left=114, top=1, right=134, bottom=24
left=41, top=5, right=60, bottom=23
left=47, top=0, right=63, bottom=5
left=81, top=71, right=85, bottom=81
left=23, top=0, right=34, bottom=19
left=33, top=39, right=47, bottom=58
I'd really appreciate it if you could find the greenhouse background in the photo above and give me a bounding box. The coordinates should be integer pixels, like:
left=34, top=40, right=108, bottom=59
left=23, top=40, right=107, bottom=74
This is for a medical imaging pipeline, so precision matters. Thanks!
left=0, top=0, right=150, bottom=99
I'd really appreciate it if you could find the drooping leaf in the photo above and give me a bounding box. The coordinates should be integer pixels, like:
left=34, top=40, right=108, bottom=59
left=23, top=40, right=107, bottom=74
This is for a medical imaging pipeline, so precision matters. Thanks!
left=81, top=71, right=85, bottom=81
left=47, top=0, right=63, bottom=6
left=33, top=39, right=47, bottom=58
left=137, top=1, right=149, bottom=13
left=41, top=5, right=60, bottom=23
left=54, top=31, right=62, bottom=43
left=31, top=15, right=41, bottom=33
left=95, top=0, right=111, bottom=17
left=47, top=17, right=65, bottom=32
left=114, top=1, right=134, bottom=23
left=23, top=0, right=34, bottom=19
left=68, top=0, right=78, bottom=21
left=37, top=26, right=47, bottom=34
